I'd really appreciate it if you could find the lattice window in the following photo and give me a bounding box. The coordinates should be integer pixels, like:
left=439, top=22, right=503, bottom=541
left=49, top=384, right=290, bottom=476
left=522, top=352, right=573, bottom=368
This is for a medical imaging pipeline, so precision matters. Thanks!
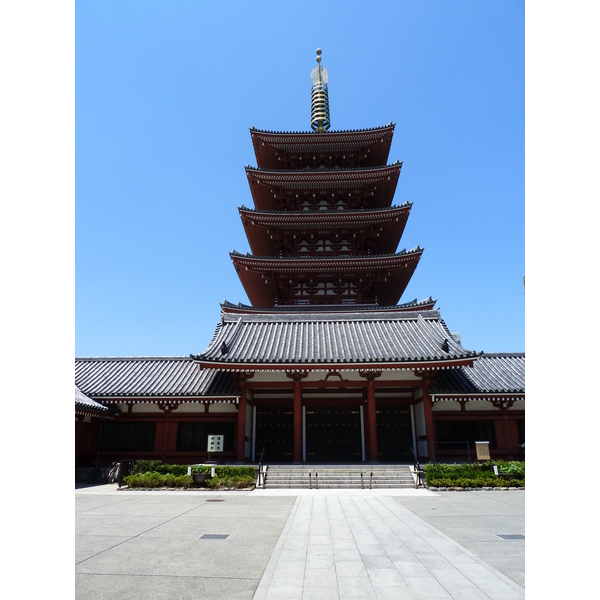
left=100, top=422, right=156, bottom=451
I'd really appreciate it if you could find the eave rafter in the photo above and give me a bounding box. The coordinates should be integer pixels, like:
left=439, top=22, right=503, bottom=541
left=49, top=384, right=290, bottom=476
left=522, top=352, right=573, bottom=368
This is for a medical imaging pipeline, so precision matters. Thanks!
left=195, top=358, right=478, bottom=373
left=245, top=163, right=402, bottom=211
left=250, top=124, right=395, bottom=170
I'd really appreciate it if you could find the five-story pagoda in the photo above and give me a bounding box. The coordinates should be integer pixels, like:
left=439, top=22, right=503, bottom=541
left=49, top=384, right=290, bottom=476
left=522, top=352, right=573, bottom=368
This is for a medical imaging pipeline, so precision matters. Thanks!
left=194, top=51, right=479, bottom=464
left=75, top=51, right=524, bottom=471
left=231, top=49, right=425, bottom=310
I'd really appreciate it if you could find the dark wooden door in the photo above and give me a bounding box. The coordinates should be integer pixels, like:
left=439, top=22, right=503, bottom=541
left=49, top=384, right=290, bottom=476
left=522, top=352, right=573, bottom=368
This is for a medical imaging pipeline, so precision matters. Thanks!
left=376, top=406, right=412, bottom=462
left=305, top=406, right=362, bottom=462
left=255, top=407, right=294, bottom=463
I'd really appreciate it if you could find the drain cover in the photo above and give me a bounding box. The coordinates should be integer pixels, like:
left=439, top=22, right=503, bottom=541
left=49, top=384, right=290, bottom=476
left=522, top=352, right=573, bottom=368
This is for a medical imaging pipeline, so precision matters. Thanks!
left=497, top=534, right=525, bottom=540
left=205, top=499, right=224, bottom=502
left=199, top=534, right=230, bottom=540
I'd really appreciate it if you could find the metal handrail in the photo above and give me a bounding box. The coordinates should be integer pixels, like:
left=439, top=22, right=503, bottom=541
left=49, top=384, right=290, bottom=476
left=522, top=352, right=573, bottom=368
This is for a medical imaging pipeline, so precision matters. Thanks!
left=409, top=446, right=424, bottom=488
left=257, top=447, right=266, bottom=488
left=409, top=446, right=420, bottom=472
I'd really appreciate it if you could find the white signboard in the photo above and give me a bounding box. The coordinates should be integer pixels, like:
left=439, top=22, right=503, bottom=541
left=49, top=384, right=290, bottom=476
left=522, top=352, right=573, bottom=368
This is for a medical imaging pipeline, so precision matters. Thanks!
left=207, top=435, right=224, bottom=453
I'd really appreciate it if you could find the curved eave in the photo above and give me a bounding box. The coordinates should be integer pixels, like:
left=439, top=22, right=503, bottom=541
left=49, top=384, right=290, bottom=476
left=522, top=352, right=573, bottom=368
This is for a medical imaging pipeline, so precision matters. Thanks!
left=83, top=395, right=239, bottom=404
left=75, top=406, right=117, bottom=418
left=230, top=250, right=423, bottom=307
left=220, top=297, right=437, bottom=314
left=230, top=248, right=422, bottom=270
left=238, top=204, right=411, bottom=226
left=240, top=205, right=411, bottom=256
left=249, top=123, right=395, bottom=137
left=250, top=124, right=395, bottom=169
left=245, top=163, right=402, bottom=211
left=431, top=393, right=525, bottom=403
left=245, top=162, right=402, bottom=180
left=195, top=357, right=478, bottom=372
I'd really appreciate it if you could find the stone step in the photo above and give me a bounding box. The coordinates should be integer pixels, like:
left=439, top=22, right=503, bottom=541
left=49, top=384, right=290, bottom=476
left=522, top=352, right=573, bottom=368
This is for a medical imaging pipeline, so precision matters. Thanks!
left=262, top=465, right=417, bottom=489
left=265, top=482, right=416, bottom=489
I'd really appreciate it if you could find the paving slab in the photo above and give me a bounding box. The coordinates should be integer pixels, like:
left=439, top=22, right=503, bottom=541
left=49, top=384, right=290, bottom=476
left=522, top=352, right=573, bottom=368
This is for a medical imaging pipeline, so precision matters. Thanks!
left=254, top=493, right=524, bottom=600
left=76, top=485, right=524, bottom=599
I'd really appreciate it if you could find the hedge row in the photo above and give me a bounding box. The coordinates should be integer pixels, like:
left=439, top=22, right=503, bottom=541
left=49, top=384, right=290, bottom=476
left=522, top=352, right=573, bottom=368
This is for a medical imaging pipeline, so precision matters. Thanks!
left=123, top=461, right=256, bottom=489
left=125, top=472, right=194, bottom=488
left=425, top=461, right=525, bottom=488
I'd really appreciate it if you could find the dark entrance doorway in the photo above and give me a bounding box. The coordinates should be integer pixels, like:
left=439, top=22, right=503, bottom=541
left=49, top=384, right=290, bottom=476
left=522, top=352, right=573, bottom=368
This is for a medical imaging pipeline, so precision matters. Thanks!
left=305, top=406, right=362, bottom=462
left=376, top=406, right=413, bottom=462
left=255, top=407, right=294, bottom=462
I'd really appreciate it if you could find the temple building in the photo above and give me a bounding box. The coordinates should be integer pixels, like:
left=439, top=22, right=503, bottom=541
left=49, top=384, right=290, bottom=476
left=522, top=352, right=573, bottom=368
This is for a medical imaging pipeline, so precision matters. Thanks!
left=75, top=50, right=524, bottom=468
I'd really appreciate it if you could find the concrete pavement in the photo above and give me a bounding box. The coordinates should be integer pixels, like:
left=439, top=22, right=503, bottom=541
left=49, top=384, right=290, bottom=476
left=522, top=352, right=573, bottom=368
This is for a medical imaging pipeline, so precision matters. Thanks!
left=75, top=485, right=524, bottom=599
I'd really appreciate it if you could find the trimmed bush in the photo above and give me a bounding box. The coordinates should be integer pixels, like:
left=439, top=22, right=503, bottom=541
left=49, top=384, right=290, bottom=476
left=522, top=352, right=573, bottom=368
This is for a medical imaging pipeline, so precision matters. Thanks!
left=205, top=475, right=255, bottom=490
left=124, top=463, right=255, bottom=489
left=132, top=460, right=189, bottom=477
left=124, top=472, right=193, bottom=489
left=425, top=461, right=525, bottom=488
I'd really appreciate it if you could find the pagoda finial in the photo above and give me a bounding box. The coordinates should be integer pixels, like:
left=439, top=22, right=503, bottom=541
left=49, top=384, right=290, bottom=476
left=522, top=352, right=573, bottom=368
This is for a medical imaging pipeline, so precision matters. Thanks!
left=310, top=48, right=330, bottom=132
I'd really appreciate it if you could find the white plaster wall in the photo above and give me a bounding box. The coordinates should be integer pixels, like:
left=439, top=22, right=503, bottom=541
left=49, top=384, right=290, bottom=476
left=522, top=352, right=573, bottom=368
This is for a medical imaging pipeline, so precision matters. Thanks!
left=432, top=402, right=461, bottom=412
left=207, top=403, right=238, bottom=413
left=465, top=402, right=497, bottom=411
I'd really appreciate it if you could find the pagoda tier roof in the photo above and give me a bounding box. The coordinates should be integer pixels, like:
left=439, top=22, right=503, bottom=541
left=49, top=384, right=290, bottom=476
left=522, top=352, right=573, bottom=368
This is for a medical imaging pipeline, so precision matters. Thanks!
left=192, top=309, right=479, bottom=371
left=239, top=203, right=411, bottom=257
left=220, top=297, right=437, bottom=314
left=75, top=356, right=238, bottom=399
left=230, top=248, right=423, bottom=308
left=250, top=123, right=395, bottom=170
left=427, top=353, right=525, bottom=402
left=245, top=163, right=402, bottom=211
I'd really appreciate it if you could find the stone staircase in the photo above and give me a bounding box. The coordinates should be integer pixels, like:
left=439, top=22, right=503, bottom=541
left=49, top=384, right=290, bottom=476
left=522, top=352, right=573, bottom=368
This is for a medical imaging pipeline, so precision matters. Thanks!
left=262, top=464, right=416, bottom=489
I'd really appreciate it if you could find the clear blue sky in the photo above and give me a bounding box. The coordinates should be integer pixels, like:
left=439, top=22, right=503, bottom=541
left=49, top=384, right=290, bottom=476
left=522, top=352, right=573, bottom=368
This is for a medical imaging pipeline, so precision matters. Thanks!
left=75, top=1, right=524, bottom=357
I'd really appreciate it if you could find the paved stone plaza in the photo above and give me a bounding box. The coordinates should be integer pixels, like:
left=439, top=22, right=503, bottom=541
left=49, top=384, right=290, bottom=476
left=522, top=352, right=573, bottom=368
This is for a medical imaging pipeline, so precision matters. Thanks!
left=75, top=486, right=524, bottom=599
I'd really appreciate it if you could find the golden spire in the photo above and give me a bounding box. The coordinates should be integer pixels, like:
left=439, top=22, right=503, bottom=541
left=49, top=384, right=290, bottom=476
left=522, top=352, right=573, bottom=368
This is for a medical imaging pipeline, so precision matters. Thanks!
left=310, top=48, right=330, bottom=132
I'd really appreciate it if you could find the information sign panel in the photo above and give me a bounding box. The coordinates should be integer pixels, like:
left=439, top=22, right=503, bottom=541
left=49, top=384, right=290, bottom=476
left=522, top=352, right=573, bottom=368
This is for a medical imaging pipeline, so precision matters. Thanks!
left=207, top=435, right=224, bottom=453
left=474, top=441, right=490, bottom=461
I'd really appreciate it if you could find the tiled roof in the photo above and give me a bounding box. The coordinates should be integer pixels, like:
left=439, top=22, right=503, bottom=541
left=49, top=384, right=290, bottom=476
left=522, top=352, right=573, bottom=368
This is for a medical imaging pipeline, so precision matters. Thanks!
left=220, top=297, right=436, bottom=314
left=428, top=353, right=525, bottom=396
left=238, top=201, right=411, bottom=215
left=194, top=310, right=478, bottom=367
left=75, top=385, right=111, bottom=412
left=75, top=357, right=238, bottom=398
left=249, top=123, right=395, bottom=135
left=246, top=160, right=402, bottom=174
left=230, top=247, right=422, bottom=262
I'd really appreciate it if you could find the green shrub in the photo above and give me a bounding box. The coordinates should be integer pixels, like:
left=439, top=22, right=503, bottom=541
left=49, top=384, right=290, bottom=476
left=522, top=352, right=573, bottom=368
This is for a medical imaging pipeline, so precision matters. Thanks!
left=425, top=461, right=525, bottom=488
left=126, top=463, right=255, bottom=489
left=205, top=474, right=255, bottom=490
left=124, top=472, right=193, bottom=488
left=174, top=475, right=193, bottom=488
left=132, top=460, right=188, bottom=477
left=123, top=473, right=144, bottom=488
left=190, top=465, right=212, bottom=475
left=494, top=461, right=525, bottom=479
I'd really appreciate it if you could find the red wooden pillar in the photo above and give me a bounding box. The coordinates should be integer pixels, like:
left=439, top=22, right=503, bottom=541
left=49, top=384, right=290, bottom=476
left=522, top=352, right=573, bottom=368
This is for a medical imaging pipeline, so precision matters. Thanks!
left=158, top=402, right=179, bottom=462
left=286, top=372, right=307, bottom=463
left=504, top=419, right=521, bottom=458
left=236, top=384, right=247, bottom=462
left=293, top=377, right=303, bottom=463
left=232, top=373, right=254, bottom=463
left=421, top=385, right=436, bottom=459
left=367, top=378, right=378, bottom=462
left=362, top=390, right=370, bottom=461
left=494, top=402, right=520, bottom=459
left=360, top=371, right=381, bottom=462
